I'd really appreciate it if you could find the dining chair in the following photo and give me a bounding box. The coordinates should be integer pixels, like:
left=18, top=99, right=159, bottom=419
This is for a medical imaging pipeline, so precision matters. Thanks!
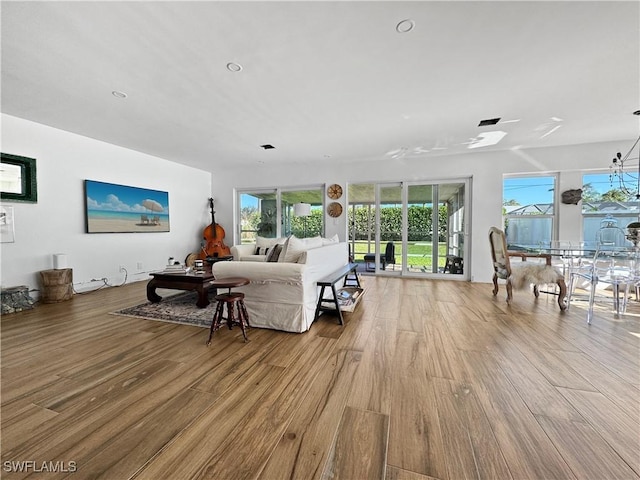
left=595, top=215, right=628, bottom=248
left=566, top=246, right=637, bottom=324
left=489, top=227, right=567, bottom=310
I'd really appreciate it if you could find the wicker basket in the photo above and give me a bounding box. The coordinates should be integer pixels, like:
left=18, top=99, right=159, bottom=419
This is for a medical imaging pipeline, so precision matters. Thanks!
left=39, top=269, right=73, bottom=303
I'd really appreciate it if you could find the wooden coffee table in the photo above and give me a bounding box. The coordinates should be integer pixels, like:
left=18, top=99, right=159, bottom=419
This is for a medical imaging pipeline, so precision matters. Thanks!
left=147, top=268, right=216, bottom=308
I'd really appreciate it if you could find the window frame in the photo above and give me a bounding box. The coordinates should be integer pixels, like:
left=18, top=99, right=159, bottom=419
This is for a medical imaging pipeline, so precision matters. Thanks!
left=503, top=173, right=558, bottom=249
left=236, top=185, right=324, bottom=243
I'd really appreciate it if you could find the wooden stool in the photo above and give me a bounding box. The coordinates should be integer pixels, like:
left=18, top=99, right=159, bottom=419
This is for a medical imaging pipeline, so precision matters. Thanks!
left=206, top=277, right=250, bottom=345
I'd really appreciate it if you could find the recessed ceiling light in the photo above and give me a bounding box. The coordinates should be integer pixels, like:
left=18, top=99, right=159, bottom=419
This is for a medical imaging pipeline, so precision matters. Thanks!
left=468, top=131, right=507, bottom=149
left=396, top=19, right=415, bottom=33
left=634, top=110, right=640, bottom=116
left=260, top=144, right=275, bottom=150
left=112, top=90, right=127, bottom=99
left=226, top=62, right=243, bottom=72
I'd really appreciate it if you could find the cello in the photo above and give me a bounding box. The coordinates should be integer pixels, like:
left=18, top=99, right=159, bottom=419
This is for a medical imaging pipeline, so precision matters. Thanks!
left=199, top=198, right=231, bottom=260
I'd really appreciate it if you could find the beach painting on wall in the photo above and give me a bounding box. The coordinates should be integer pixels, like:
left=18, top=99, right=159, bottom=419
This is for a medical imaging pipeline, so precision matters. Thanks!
left=85, top=180, right=170, bottom=233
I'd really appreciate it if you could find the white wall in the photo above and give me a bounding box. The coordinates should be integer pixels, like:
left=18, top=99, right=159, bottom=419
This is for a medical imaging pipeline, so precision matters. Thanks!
left=212, top=139, right=630, bottom=284
left=1, top=114, right=212, bottom=297
left=2, top=112, right=629, bottom=290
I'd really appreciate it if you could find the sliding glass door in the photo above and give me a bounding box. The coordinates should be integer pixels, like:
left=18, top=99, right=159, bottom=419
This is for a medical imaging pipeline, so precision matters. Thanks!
left=348, top=179, right=469, bottom=279
left=378, top=184, right=402, bottom=274
left=406, top=181, right=467, bottom=276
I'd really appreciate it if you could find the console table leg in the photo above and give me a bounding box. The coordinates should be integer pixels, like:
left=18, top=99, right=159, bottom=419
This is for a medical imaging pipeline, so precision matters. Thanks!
left=314, top=285, right=326, bottom=322
left=330, top=285, right=344, bottom=325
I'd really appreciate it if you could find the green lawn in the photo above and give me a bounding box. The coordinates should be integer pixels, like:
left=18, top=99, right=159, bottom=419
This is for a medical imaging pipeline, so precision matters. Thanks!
left=351, top=241, right=448, bottom=268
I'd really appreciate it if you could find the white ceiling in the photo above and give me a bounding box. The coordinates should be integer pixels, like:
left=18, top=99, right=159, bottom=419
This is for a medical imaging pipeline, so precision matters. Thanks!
left=2, top=1, right=639, bottom=171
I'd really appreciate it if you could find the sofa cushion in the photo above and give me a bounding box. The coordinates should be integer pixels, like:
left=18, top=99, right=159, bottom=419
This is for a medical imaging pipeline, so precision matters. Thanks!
left=302, top=236, right=324, bottom=250
left=243, top=255, right=267, bottom=262
left=322, top=234, right=339, bottom=245
left=256, top=236, right=286, bottom=248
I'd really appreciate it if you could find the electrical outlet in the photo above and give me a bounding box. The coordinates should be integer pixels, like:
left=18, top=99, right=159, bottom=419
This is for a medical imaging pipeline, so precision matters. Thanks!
left=137, top=262, right=143, bottom=271
left=119, top=265, right=126, bottom=272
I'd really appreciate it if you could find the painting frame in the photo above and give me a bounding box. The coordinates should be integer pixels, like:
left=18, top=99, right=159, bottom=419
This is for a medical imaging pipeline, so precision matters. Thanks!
left=84, top=180, right=170, bottom=233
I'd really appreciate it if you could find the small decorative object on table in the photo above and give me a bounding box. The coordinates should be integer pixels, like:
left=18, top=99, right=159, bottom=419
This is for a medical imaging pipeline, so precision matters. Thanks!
left=163, top=262, right=188, bottom=274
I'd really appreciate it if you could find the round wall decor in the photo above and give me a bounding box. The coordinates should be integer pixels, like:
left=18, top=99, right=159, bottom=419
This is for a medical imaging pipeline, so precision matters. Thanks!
left=327, top=202, right=343, bottom=218
left=327, top=184, right=343, bottom=200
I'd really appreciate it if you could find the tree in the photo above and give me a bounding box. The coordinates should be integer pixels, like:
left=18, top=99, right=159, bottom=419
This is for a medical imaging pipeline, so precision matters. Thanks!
left=601, top=188, right=632, bottom=202
left=580, top=183, right=600, bottom=202
left=503, top=199, right=520, bottom=206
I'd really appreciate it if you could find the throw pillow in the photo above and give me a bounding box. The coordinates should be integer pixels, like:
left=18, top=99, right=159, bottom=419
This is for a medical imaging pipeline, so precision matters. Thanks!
left=282, top=235, right=307, bottom=263
left=278, top=235, right=291, bottom=263
left=266, top=244, right=283, bottom=262
left=254, top=246, right=271, bottom=255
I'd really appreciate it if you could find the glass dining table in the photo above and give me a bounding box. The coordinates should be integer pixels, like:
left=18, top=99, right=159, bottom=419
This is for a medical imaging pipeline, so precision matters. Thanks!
left=509, top=243, right=640, bottom=321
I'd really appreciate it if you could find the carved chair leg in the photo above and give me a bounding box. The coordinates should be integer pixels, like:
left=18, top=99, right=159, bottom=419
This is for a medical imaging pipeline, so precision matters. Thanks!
left=533, top=285, right=540, bottom=298
left=506, top=281, right=513, bottom=304
left=557, top=278, right=568, bottom=311
left=492, top=274, right=499, bottom=296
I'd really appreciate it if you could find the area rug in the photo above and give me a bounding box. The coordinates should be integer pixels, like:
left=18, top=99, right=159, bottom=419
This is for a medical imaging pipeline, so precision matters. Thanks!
left=111, top=292, right=214, bottom=328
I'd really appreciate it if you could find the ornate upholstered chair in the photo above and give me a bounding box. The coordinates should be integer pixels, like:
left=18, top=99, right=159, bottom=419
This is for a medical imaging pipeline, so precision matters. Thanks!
left=488, top=227, right=567, bottom=310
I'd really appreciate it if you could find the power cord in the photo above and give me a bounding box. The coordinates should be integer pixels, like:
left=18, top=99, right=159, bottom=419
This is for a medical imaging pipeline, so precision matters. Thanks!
left=72, top=267, right=128, bottom=295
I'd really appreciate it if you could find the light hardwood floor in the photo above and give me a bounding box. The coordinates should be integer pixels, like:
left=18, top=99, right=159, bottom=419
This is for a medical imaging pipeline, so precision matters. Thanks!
left=1, top=277, right=639, bottom=480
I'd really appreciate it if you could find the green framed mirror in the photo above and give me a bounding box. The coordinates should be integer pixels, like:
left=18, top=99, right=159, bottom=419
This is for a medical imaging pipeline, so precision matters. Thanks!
left=1, top=153, right=37, bottom=203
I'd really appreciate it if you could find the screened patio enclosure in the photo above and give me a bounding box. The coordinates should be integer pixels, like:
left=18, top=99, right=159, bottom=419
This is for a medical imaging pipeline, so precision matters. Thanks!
left=347, top=180, right=469, bottom=278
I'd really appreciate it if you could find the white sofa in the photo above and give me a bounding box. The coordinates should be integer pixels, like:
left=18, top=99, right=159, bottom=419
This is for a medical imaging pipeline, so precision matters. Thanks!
left=211, top=238, right=349, bottom=333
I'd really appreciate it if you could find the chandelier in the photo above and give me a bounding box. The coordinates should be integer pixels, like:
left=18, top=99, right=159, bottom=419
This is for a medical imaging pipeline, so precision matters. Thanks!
left=609, top=110, right=640, bottom=198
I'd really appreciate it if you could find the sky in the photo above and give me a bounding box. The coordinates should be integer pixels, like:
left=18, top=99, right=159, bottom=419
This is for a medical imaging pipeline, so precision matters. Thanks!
left=503, top=173, right=625, bottom=205
left=85, top=180, right=169, bottom=213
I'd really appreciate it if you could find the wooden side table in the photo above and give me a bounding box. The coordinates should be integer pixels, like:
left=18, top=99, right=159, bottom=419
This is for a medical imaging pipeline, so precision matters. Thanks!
left=39, top=268, right=73, bottom=303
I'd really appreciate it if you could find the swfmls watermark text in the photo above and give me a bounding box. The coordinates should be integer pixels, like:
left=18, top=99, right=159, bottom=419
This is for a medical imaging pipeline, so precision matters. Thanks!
left=3, top=460, right=77, bottom=473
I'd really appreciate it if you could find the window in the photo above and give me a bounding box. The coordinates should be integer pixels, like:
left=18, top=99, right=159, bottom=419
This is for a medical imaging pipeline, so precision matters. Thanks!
left=238, top=190, right=277, bottom=243
left=281, top=189, right=323, bottom=238
left=503, top=175, right=556, bottom=248
left=237, top=186, right=323, bottom=243
left=582, top=172, right=638, bottom=245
